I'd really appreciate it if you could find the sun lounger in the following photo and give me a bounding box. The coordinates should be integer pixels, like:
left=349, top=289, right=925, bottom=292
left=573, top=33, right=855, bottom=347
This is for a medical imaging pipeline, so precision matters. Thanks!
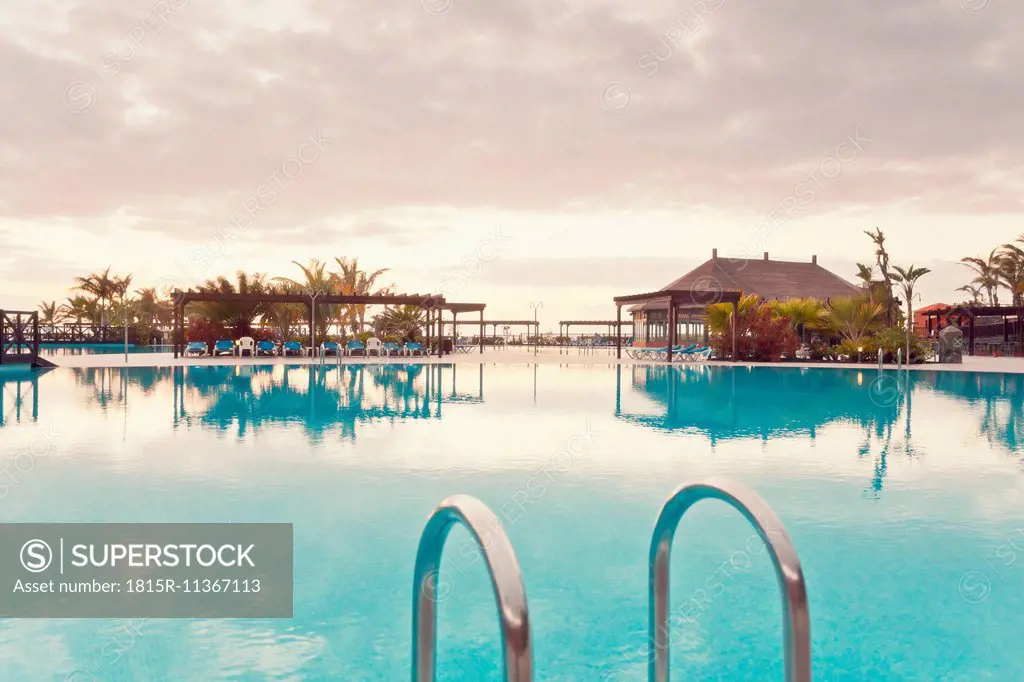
left=321, top=341, right=341, bottom=356
left=213, top=339, right=235, bottom=356
left=256, top=340, right=277, bottom=356
left=185, top=341, right=209, bottom=357
left=403, top=341, right=424, bottom=357
left=282, top=341, right=305, bottom=357
left=345, top=340, right=366, bottom=357
left=381, top=342, right=401, bottom=357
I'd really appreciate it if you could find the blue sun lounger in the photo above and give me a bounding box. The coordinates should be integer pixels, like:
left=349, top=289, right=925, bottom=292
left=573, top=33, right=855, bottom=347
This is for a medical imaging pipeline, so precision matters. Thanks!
left=185, top=341, right=208, bottom=356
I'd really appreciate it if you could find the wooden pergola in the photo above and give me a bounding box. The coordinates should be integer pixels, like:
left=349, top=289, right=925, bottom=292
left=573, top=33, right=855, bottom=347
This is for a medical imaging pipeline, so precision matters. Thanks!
left=171, top=290, right=446, bottom=358
left=922, top=304, right=1024, bottom=356
left=435, top=302, right=487, bottom=354
left=439, top=316, right=537, bottom=352
left=613, top=288, right=743, bottom=362
left=559, top=320, right=633, bottom=340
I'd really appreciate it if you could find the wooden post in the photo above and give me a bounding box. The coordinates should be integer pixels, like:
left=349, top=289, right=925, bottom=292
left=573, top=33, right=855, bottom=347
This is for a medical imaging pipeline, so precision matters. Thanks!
left=425, top=309, right=432, bottom=353
left=969, top=314, right=975, bottom=355
left=33, top=311, right=39, bottom=366
left=731, top=300, right=738, bottom=361
left=616, top=305, right=622, bottom=359
left=479, top=310, right=484, bottom=354
left=667, top=299, right=676, bottom=363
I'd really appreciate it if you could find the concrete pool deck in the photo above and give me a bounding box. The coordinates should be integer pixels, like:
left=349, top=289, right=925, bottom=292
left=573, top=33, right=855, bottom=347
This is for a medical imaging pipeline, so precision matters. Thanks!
left=38, top=348, right=1024, bottom=373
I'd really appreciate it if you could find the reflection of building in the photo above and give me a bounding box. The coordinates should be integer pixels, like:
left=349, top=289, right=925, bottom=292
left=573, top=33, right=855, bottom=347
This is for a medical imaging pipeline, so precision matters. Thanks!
left=629, top=250, right=860, bottom=347
left=615, top=364, right=901, bottom=444
left=172, top=363, right=484, bottom=440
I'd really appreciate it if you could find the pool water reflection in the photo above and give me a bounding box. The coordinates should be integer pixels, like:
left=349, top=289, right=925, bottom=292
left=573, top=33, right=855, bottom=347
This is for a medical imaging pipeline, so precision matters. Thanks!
left=0, top=363, right=1022, bottom=680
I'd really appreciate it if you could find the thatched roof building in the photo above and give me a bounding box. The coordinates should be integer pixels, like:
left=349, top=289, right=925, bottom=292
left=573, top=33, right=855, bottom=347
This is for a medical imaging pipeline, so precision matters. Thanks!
left=624, top=249, right=861, bottom=346
left=631, top=249, right=861, bottom=312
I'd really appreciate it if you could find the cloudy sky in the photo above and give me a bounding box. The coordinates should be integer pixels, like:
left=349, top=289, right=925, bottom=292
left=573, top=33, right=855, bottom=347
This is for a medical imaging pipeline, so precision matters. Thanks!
left=1, top=0, right=1021, bottom=328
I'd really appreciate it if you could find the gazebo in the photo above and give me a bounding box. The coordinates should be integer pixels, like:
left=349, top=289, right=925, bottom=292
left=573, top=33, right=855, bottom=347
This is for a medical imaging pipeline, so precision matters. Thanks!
left=617, top=249, right=860, bottom=359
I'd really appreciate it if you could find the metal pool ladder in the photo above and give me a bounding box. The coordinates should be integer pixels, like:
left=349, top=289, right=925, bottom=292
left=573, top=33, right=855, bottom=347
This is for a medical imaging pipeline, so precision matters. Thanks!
left=411, top=495, right=532, bottom=682
left=649, top=479, right=812, bottom=682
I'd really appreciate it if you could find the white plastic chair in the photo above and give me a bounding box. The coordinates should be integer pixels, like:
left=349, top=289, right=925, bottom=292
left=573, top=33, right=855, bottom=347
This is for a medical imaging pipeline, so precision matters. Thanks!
left=237, top=336, right=255, bottom=357
left=366, top=337, right=383, bottom=356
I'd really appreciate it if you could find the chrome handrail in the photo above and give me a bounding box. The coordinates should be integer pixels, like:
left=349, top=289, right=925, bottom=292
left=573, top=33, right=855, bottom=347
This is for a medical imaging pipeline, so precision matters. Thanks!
left=648, top=479, right=811, bottom=682
left=411, top=495, right=532, bottom=682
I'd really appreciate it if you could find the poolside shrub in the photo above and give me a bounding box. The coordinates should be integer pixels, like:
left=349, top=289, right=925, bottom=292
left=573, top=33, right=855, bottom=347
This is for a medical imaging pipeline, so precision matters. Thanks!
left=185, top=317, right=227, bottom=347
left=711, top=303, right=799, bottom=361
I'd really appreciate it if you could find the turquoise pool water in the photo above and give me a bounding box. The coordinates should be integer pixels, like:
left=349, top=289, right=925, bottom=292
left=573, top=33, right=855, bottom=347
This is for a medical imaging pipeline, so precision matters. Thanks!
left=39, top=344, right=172, bottom=356
left=0, top=363, right=1022, bottom=680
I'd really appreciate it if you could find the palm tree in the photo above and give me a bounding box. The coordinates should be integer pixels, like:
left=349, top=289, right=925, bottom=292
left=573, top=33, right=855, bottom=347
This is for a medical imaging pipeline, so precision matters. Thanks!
left=955, top=284, right=983, bottom=305
left=58, top=295, right=98, bottom=325
left=334, top=257, right=391, bottom=334
left=822, top=296, right=885, bottom=343
left=855, top=263, right=874, bottom=288
left=37, top=301, right=61, bottom=326
left=72, top=268, right=133, bottom=326
left=373, top=305, right=426, bottom=340
left=195, top=271, right=270, bottom=337
left=263, top=282, right=305, bottom=342
left=891, top=265, right=932, bottom=333
left=771, top=298, right=826, bottom=343
left=864, top=228, right=895, bottom=325
left=706, top=293, right=762, bottom=334
left=998, top=242, right=1024, bottom=306
left=960, top=248, right=1002, bottom=305
left=133, top=287, right=172, bottom=345
left=276, top=260, right=335, bottom=341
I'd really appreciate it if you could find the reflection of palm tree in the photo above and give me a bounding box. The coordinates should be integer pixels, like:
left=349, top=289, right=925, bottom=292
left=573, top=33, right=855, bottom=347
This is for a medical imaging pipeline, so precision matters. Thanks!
left=171, top=364, right=442, bottom=440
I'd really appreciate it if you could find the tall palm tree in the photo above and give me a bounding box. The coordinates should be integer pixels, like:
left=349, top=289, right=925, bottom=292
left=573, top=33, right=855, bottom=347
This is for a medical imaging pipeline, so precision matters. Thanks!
left=37, top=301, right=61, bottom=326
left=855, top=263, right=874, bottom=288
left=334, top=257, right=391, bottom=334
left=276, top=260, right=334, bottom=341
left=998, top=242, right=1024, bottom=306
left=74, top=267, right=118, bottom=326
left=891, top=265, right=932, bottom=334
left=960, top=248, right=1002, bottom=305
left=864, top=228, right=895, bottom=326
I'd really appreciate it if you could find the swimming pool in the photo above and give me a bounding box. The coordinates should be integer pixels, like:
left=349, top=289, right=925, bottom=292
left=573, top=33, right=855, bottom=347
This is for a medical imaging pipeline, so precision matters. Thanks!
left=0, top=363, right=1021, bottom=680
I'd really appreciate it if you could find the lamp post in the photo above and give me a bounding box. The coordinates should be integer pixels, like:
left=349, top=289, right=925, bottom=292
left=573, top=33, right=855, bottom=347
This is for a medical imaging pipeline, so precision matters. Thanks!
left=308, top=288, right=325, bottom=360
left=502, top=325, right=510, bottom=351
left=906, top=293, right=921, bottom=369
left=122, top=295, right=134, bottom=364
left=529, top=301, right=543, bottom=355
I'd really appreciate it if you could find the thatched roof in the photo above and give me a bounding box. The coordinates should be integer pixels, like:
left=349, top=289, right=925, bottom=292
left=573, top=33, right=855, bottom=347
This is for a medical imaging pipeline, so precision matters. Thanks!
left=631, top=250, right=861, bottom=311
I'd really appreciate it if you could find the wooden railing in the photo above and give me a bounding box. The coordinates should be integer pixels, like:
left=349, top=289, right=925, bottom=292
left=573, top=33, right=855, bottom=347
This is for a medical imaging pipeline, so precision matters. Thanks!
left=0, top=310, right=40, bottom=365
left=36, top=323, right=147, bottom=345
